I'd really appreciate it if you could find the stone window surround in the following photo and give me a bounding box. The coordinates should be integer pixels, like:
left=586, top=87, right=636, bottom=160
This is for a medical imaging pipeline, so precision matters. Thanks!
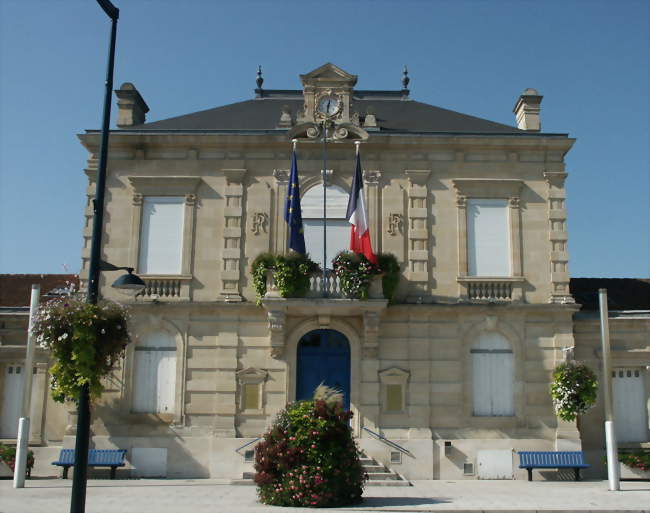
left=121, top=318, right=187, bottom=427
left=378, top=367, right=410, bottom=415
left=127, top=176, right=201, bottom=279
left=236, top=367, right=268, bottom=416
left=453, top=179, right=525, bottom=302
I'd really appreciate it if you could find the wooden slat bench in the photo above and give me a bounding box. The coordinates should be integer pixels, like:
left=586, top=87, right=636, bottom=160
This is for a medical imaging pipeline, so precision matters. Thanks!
left=52, top=449, right=127, bottom=479
left=518, top=451, right=590, bottom=481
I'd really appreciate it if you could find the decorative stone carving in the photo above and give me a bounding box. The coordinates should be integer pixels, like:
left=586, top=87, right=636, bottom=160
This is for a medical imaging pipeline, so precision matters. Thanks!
left=278, top=105, right=293, bottom=128
left=387, top=213, right=402, bottom=236
left=363, top=170, right=381, bottom=185
left=251, top=212, right=268, bottom=235
left=132, top=193, right=143, bottom=206
left=273, top=169, right=289, bottom=184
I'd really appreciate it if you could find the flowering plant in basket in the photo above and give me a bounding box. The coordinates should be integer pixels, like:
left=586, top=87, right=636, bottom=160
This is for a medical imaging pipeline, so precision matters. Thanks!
left=332, top=251, right=381, bottom=299
left=32, top=296, right=130, bottom=403
left=254, top=385, right=367, bottom=507
left=549, top=361, right=598, bottom=421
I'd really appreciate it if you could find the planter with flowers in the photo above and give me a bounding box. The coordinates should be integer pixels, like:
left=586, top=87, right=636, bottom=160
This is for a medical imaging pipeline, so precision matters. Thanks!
left=252, top=253, right=321, bottom=304
left=549, top=361, right=598, bottom=422
left=618, top=451, right=650, bottom=480
left=331, top=252, right=381, bottom=300
left=32, top=296, right=130, bottom=403
left=0, top=443, right=34, bottom=478
left=254, top=385, right=367, bottom=507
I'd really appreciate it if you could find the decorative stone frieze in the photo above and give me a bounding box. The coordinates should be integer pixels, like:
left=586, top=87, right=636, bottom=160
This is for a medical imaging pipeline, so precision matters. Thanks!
left=405, top=170, right=431, bottom=300
left=544, top=171, right=574, bottom=304
left=220, top=169, right=247, bottom=302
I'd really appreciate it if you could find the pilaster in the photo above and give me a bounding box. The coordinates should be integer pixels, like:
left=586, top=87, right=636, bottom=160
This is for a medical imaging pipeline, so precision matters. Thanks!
left=273, top=169, right=289, bottom=254
left=363, top=170, right=382, bottom=251
left=219, top=169, right=247, bottom=302
left=405, top=170, right=431, bottom=301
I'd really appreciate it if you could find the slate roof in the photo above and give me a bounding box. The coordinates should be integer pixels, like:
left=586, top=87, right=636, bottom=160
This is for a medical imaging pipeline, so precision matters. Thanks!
left=570, top=278, right=650, bottom=311
left=124, top=90, right=528, bottom=135
left=0, top=274, right=79, bottom=308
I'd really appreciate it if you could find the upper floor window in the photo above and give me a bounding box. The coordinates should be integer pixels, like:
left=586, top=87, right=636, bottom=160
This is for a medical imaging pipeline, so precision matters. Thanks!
left=138, top=196, right=185, bottom=274
left=467, top=199, right=511, bottom=277
left=302, top=184, right=349, bottom=269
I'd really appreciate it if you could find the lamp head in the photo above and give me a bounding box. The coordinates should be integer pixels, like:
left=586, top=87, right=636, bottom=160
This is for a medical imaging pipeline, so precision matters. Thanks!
left=111, top=269, right=145, bottom=296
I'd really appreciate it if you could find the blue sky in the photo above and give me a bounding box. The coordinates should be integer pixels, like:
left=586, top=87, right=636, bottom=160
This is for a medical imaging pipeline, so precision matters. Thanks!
left=1, top=0, right=648, bottom=277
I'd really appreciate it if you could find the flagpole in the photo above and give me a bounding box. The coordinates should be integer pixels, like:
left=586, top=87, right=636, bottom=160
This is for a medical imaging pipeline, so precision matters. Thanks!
left=322, top=120, right=328, bottom=297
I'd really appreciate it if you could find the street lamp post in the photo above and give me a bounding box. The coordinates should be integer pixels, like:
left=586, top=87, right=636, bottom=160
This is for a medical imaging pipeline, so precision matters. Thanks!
left=70, top=2, right=119, bottom=512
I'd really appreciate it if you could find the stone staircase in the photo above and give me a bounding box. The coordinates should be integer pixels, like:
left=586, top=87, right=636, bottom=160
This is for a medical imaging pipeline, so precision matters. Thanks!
left=360, top=451, right=410, bottom=486
left=231, top=451, right=410, bottom=486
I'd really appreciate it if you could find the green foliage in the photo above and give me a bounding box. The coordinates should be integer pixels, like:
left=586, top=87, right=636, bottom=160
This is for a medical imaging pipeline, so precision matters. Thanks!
left=0, top=443, right=34, bottom=472
left=331, top=251, right=381, bottom=299
left=254, top=395, right=367, bottom=507
left=31, top=296, right=130, bottom=403
left=618, top=450, right=650, bottom=471
left=550, top=361, right=598, bottom=421
left=251, top=253, right=320, bottom=304
left=376, top=253, right=400, bottom=303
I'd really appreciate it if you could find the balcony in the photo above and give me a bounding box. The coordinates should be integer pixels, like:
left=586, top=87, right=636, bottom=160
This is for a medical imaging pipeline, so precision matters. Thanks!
left=457, top=276, right=524, bottom=303
left=138, top=275, right=192, bottom=301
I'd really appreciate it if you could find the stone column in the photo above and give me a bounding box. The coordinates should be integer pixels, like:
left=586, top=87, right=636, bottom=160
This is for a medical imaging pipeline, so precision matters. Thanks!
left=363, top=170, right=382, bottom=251
left=544, top=171, right=574, bottom=304
left=219, top=169, right=247, bottom=302
left=273, top=169, right=289, bottom=254
left=405, top=170, right=431, bottom=301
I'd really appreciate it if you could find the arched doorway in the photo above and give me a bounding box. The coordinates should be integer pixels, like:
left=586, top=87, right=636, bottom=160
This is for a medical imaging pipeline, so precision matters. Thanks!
left=296, top=329, right=350, bottom=410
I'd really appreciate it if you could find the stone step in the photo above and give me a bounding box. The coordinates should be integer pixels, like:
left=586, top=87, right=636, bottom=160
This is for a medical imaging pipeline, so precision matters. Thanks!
left=362, top=465, right=386, bottom=473
left=366, top=472, right=402, bottom=480
left=365, top=479, right=411, bottom=487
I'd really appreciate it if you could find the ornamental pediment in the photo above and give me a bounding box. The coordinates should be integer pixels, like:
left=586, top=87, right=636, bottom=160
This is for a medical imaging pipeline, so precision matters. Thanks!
left=300, top=63, right=357, bottom=88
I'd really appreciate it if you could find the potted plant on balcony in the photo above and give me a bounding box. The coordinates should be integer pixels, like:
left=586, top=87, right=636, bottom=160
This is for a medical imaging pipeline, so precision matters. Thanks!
left=32, top=296, right=130, bottom=403
left=332, top=251, right=397, bottom=300
left=252, top=253, right=320, bottom=304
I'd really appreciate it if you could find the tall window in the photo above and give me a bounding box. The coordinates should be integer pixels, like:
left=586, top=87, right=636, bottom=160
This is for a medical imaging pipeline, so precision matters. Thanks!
left=132, top=331, right=177, bottom=414
left=613, top=368, right=648, bottom=442
left=471, top=332, right=514, bottom=416
left=302, top=184, right=349, bottom=269
left=467, top=199, right=511, bottom=276
left=138, top=197, right=185, bottom=274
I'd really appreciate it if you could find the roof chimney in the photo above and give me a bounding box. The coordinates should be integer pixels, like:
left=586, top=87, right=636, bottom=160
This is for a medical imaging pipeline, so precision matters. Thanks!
left=115, top=83, right=149, bottom=127
left=513, top=88, right=542, bottom=131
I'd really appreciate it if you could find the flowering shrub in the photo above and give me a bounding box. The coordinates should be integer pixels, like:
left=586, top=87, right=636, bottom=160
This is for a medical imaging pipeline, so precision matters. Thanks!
left=332, top=252, right=381, bottom=299
left=32, top=296, right=130, bottom=403
left=252, top=252, right=320, bottom=304
left=0, top=443, right=34, bottom=474
left=550, top=362, right=598, bottom=421
left=254, top=387, right=366, bottom=507
left=376, top=253, right=400, bottom=303
left=618, top=451, right=650, bottom=471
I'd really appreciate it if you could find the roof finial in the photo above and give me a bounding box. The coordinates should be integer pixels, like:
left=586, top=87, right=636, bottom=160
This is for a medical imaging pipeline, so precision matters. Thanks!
left=256, top=65, right=264, bottom=89
left=401, top=65, right=410, bottom=98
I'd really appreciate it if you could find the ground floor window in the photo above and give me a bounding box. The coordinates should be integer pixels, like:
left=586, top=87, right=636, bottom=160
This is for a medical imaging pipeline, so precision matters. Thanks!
left=132, top=332, right=177, bottom=414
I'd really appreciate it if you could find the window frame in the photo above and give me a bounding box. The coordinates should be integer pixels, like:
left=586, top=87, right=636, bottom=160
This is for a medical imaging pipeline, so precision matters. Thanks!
left=236, top=367, right=268, bottom=416
left=378, top=367, right=410, bottom=415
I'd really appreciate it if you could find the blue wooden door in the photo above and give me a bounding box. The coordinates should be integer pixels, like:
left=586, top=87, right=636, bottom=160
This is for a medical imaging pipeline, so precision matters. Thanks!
left=296, top=329, right=350, bottom=410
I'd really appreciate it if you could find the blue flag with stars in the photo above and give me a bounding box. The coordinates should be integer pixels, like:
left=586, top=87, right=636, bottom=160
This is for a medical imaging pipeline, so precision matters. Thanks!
left=285, top=149, right=306, bottom=254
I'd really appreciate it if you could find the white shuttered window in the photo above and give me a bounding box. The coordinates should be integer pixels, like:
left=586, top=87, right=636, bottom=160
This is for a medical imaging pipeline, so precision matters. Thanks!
left=302, top=184, right=349, bottom=269
left=472, top=332, right=514, bottom=416
left=467, top=199, right=510, bottom=276
left=132, top=332, right=176, bottom=414
left=139, top=197, right=185, bottom=274
left=613, top=369, right=648, bottom=442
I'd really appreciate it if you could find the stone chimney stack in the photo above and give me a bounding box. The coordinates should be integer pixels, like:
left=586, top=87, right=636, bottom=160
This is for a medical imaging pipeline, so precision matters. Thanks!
left=513, top=88, right=543, bottom=131
left=115, top=82, right=149, bottom=127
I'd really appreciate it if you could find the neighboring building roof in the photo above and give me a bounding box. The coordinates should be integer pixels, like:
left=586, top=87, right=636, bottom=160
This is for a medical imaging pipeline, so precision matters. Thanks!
left=570, top=278, right=650, bottom=311
left=0, top=274, right=79, bottom=308
left=121, top=90, right=528, bottom=135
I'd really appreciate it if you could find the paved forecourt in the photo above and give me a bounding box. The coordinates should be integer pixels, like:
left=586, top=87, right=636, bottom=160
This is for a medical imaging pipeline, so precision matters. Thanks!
left=1, top=478, right=649, bottom=513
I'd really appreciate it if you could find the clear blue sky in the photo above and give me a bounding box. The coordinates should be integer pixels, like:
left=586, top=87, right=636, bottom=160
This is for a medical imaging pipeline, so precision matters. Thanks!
left=1, top=0, right=648, bottom=277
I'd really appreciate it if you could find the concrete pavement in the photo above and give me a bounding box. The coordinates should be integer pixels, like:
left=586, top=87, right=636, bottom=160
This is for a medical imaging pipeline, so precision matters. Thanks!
left=1, top=478, right=649, bottom=513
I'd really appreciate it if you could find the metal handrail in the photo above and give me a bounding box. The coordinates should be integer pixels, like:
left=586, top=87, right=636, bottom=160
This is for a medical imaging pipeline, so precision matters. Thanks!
left=362, top=427, right=414, bottom=458
left=234, top=437, right=261, bottom=453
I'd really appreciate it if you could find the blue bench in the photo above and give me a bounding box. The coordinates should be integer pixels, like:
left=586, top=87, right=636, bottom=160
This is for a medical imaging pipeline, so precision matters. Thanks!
left=52, top=449, right=127, bottom=479
left=518, top=451, right=590, bottom=481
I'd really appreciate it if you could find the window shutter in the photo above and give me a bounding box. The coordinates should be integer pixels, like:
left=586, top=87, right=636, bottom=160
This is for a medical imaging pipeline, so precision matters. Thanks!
left=613, top=369, right=647, bottom=442
left=472, top=353, right=493, bottom=416
left=139, top=197, right=185, bottom=274
left=472, top=333, right=514, bottom=416
left=467, top=199, right=510, bottom=276
left=132, top=332, right=176, bottom=414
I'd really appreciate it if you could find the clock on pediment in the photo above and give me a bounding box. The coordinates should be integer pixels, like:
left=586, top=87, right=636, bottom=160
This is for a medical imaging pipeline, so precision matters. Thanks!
left=298, top=63, right=357, bottom=124
left=315, top=90, right=343, bottom=120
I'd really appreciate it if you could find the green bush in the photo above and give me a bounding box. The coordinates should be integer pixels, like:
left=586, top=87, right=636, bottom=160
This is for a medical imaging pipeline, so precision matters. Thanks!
left=377, top=253, right=400, bottom=303
left=0, top=443, right=34, bottom=474
left=252, top=253, right=320, bottom=304
left=549, top=362, right=598, bottom=421
left=254, top=387, right=366, bottom=507
left=32, top=296, right=130, bottom=403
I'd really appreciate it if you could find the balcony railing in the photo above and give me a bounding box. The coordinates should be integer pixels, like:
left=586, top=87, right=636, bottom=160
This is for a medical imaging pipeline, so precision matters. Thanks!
left=457, top=277, right=524, bottom=303
left=139, top=275, right=192, bottom=301
left=265, top=270, right=383, bottom=300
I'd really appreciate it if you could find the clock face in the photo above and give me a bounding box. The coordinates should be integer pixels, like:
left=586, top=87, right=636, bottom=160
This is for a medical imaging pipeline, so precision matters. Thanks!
left=317, top=95, right=340, bottom=117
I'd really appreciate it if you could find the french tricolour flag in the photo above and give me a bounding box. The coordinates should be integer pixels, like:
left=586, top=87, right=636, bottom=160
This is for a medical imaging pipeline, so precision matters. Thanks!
left=346, top=147, right=378, bottom=264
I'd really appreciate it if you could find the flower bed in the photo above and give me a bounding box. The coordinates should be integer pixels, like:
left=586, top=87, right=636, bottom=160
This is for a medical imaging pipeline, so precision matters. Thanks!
left=254, top=386, right=366, bottom=507
left=0, top=444, right=34, bottom=476
left=32, top=296, right=130, bottom=403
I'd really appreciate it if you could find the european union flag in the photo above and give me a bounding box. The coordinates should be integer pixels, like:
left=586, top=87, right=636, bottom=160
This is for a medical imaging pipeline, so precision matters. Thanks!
left=285, top=150, right=306, bottom=254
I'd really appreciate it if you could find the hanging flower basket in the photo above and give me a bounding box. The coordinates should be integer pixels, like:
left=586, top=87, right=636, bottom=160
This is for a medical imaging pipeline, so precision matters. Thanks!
left=549, top=361, right=598, bottom=421
left=32, top=296, right=130, bottom=403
